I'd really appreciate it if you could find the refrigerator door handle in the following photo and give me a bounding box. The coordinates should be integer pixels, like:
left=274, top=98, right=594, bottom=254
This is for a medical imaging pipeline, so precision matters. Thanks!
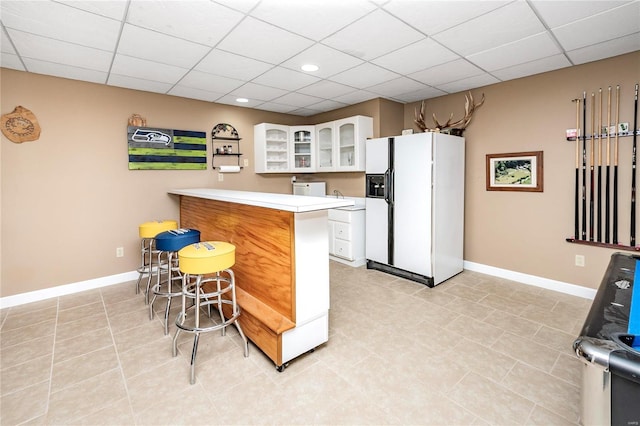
left=384, top=168, right=393, bottom=205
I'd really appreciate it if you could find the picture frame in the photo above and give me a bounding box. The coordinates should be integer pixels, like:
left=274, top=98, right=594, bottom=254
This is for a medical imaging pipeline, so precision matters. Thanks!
left=486, top=151, right=543, bottom=192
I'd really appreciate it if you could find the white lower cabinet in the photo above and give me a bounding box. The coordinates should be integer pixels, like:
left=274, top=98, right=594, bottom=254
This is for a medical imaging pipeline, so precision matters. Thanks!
left=328, top=207, right=365, bottom=267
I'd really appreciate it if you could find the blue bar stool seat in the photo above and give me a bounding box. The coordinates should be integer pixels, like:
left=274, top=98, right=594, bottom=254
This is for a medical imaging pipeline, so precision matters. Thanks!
left=149, top=228, right=201, bottom=335
left=172, top=241, right=249, bottom=384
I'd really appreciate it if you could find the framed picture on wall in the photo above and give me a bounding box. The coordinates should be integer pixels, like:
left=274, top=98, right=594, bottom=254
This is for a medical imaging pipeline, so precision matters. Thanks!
left=486, top=151, right=543, bottom=192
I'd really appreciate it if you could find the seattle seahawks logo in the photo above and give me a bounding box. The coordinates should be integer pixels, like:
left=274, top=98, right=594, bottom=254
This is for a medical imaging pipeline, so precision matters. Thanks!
left=131, top=129, right=172, bottom=146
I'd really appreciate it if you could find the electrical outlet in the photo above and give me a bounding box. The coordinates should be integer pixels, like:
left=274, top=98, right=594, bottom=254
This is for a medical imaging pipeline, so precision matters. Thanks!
left=116, top=247, right=124, bottom=258
left=243, top=158, right=249, bottom=167
left=218, top=172, right=224, bottom=182
left=575, top=254, right=585, bottom=267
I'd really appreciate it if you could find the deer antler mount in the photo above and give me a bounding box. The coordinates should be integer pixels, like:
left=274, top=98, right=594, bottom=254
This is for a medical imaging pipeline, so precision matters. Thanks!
left=414, top=91, right=485, bottom=135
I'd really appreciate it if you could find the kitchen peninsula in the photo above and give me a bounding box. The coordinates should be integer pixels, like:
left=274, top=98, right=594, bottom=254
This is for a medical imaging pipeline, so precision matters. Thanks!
left=168, top=188, right=354, bottom=370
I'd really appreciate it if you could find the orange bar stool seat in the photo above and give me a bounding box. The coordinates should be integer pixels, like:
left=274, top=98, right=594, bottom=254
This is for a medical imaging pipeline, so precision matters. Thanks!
left=149, top=228, right=201, bottom=335
left=135, top=220, right=178, bottom=303
left=172, top=241, right=249, bottom=384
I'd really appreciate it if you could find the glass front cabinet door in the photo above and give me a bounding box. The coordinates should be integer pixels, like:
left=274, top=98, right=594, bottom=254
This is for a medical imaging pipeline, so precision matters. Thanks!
left=316, top=122, right=334, bottom=172
left=334, top=116, right=372, bottom=171
left=290, top=125, right=315, bottom=172
left=254, top=123, right=290, bottom=173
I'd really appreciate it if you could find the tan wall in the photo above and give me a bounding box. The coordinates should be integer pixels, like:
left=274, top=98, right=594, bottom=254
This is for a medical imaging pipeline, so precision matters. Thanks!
left=403, top=51, right=640, bottom=289
left=0, top=69, right=386, bottom=297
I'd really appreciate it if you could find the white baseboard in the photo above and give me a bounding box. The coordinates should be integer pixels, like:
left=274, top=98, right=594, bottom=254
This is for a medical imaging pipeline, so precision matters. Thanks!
left=0, top=271, right=139, bottom=309
left=0, top=261, right=597, bottom=310
left=464, top=261, right=597, bottom=300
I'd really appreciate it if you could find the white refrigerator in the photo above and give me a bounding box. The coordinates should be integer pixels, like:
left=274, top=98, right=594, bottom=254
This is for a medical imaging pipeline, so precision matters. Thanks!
left=365, top=132, right=465, bottom=286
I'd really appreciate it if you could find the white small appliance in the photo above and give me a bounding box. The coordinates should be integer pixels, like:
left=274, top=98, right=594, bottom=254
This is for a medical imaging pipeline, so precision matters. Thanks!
left=293, top=182, right=326, bottom=196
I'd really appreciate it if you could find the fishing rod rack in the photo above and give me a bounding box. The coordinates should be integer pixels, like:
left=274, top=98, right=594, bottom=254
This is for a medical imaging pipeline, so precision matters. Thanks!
left=566, top=84, right=639, bottom=252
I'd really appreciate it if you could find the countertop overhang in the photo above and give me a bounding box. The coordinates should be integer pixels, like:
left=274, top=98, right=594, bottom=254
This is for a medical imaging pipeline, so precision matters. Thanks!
left=169, top=188, right=355, bottom=213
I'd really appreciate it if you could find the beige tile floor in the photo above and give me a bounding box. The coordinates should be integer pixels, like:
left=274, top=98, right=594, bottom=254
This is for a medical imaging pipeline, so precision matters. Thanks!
left=0, top=262, right=591, bottom=425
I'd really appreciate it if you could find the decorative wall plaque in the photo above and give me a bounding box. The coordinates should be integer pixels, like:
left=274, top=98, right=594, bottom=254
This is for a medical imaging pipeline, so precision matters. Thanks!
left=1, top=106, right=41, bottom=143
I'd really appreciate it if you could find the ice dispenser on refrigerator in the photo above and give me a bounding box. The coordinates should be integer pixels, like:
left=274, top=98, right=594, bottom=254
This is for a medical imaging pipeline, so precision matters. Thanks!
left=366, top=175, right=385, bottom=198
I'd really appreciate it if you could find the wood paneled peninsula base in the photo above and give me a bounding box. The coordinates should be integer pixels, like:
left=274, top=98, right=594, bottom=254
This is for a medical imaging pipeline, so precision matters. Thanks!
left=168, top=188, right=354, bottom=370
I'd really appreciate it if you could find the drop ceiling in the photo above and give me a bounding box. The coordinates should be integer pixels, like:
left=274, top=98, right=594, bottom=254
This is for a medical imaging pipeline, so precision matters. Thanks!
left=1, top=0, right=639, bottom=116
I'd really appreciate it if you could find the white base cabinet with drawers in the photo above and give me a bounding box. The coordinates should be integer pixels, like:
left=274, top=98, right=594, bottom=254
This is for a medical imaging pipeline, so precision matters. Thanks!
left=328, top=206, right=365, bottom=267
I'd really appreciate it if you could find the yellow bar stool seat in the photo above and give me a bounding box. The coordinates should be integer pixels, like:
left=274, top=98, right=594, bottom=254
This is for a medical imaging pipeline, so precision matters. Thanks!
left=135, top=220, right=178, bottom=302
left=172, top=241, right=249, bottom=384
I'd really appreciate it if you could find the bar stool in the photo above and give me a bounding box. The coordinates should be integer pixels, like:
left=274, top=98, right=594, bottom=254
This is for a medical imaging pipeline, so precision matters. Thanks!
left=149, top=228, right=201, bottom=335
left=135, top=220, right=178, bottom=303
left=172, top=241, right=249, bottom=384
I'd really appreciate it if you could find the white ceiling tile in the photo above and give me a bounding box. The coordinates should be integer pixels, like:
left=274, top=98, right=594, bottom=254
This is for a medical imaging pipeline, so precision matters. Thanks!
left=330, top=63, right=400, bottom=89
left=289, top=107, right=322, bottom=116
left=252, top=66, right=321, bottom=91
left=297, top=80, right=357, bottom=98
left=372, top=37, right=460, bottom=75
left=435, top=73, right=500, bottom=94
left=214, top=0, right=261, bottom=14
left=110, top=54, right=187, bottom=84
left=1, top=29, right=16, bottom=54
left=392, top=86, right=447, bottom=103
left=322, top=9, right=424, bottom=60
left=383, top=0, right=509, bottom=36
left=491, top=53, right=571, bottom=81
left=195, top=49, right=273, bottom=80
left=410, top=59, right=484, bottom=86
left=366, top=77, right=428, bottom=97
left=432, top=1, right=546, bottom=56
left=117, top=24, right=210, bottom=68
left=126, top=0, right=244, bottom=47
left=168, top=85, right=224, bottom=102
left=229, top=82, right=288, bottom=102
left=567, top=32, right=640, bottom=65
left=467, top=32, right=561, bottom=71
left=0, top=0, right=120, bottom=50
left=1, top=53, right=25, bottom=70
left=8, top=29, right=112, bottom=72
left=530, top=0, right=630, bottom=29
left=253, top=102, right=298, bottom=113
left=280, top=44, right=363, bottom=78
left=107, top=73, right=174, bottom=94
left=217, top=17, right=314, bottom=64
left=272, top=92, right=324, bottom=108
left=178, top=70, right=244, bottom=94
left=307, top=99, right=349, bottom=112
left=333, top=90, right=378, bottom=105
left=214, top=94, right=265, bottom=108
left=56, top=1, right=128, bottom=20
left=552, top=1, right=640, bottom=51
left=22, top=58, right=107, bottom=83
left=250, top=0, right=375, bottom=41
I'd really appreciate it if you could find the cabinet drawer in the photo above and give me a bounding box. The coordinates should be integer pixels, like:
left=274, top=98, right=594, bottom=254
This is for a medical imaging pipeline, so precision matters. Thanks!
left=328, top=209, right=352, bottom=223
left=334, top=239, right=353, bottom=260
left=334, top=222, right=352, bottom=241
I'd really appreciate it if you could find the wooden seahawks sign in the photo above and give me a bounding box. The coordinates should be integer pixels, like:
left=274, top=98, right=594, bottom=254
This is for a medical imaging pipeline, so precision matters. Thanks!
left=127, top=126, right=206, bottom=170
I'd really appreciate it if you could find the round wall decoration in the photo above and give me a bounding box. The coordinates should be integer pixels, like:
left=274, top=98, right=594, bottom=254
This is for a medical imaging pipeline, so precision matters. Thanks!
left=1, top=106, right=41, bottom=143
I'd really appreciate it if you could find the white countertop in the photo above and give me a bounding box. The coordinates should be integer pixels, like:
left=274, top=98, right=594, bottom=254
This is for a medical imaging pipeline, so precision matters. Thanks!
left=169, top=188, right=355, bottom=213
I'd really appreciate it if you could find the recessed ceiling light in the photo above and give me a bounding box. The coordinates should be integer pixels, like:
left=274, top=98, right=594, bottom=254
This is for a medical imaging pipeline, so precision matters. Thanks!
left=236, top=98, right=249, bottom=103
left=301, top=64, right=319, bottom=72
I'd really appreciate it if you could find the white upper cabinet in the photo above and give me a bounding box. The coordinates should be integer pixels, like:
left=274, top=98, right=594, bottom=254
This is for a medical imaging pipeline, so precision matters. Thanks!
left=334, top=116, right=372, bottom=171
left=254, top=123, right=290, bottom=173
left=290, top=126, right=315, bottom=173
left=316, top=122, right=335, bottom=172
left=254, top=116, right=372, bottom=173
